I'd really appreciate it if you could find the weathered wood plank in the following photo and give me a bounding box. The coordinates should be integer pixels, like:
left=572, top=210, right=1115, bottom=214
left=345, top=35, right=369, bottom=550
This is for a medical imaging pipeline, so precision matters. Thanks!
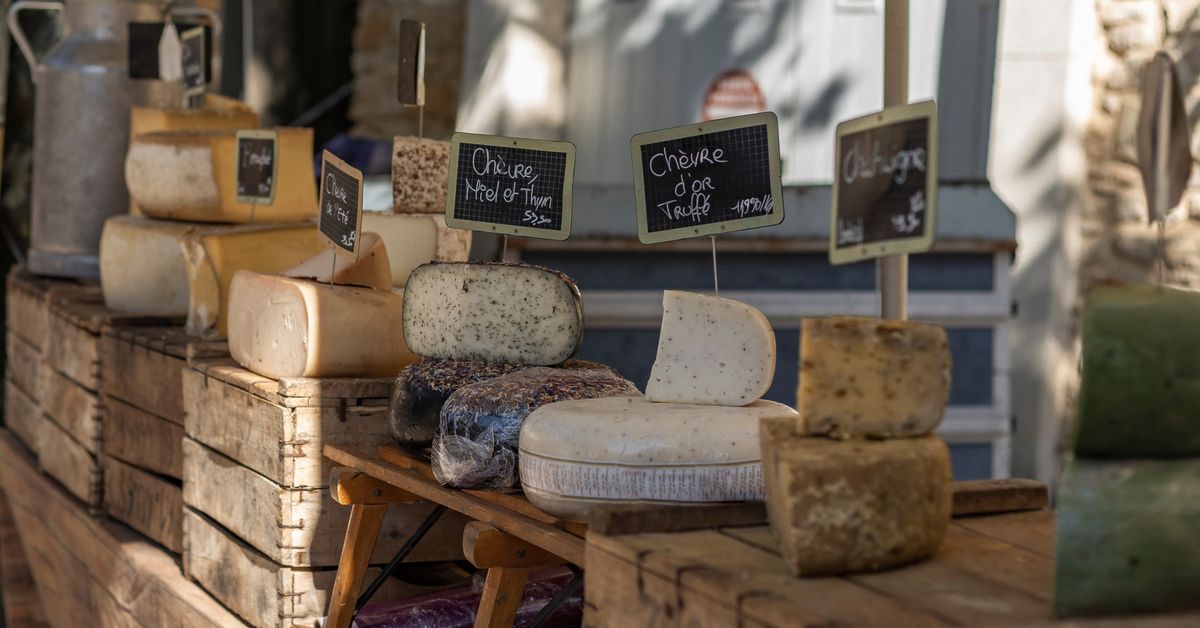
left=182, top=438, right=468, bottom=567
left=38, top=416, right=102, bottom=509
left=183, top=367, right=393, bottom=488
left=103, top=396, right=184, bottom=479
left=952, top=478, right=1049, bottom=516
left=6, top=331, right=42, bottom=401
left=5, top=378, right=44, bottom=457
left=37, top=365, right=102, bottom=454
left=188, top=358, right=392, bottom=407
left=102, top=455, right=184, bottom=554
left=0, top=488, right=51, bottom=628
left=0, top=429, right=248, bottom=628
left=43, top=306, right=103, bottom=392
left=6, top=266, right=102, bottom=350
left=101, top=327, right=190, bottom=425
left=952, top=509, right=1057, bottom=559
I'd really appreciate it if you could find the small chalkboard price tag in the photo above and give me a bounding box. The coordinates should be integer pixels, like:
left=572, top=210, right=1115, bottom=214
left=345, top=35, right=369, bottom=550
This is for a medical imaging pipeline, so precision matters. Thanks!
left=235, top=130, right=278, bottom=205
left=830, top=101, right=938, bottom=265
left=180, top=25, right=206, bottom=99
left=319, top=150, right=365, bottom=260
left=631, top=111, right=784, bottom=245
left=397, top=19, right=425, bottom=107
left=445, top=133, right=575, bottom=240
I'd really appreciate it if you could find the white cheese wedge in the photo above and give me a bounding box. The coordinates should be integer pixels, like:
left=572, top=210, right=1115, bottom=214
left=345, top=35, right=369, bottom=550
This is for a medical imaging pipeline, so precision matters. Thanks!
left=180, top=225, right=326, bottom=338
left=280, top=231, right=392, bottom=290
left=362, top=212, right=472, bottom=287
left=228, top=271, right=418, bottom=379
left=392, top=137, right=450, bottom=213
left=126, top=127, right=317, bottom=223
left=99, top=216, right=224, bottom=316
left=645, top=291, right=776, bottom=406
left=402, top=262, right=584, bottom=364
left=798, top=316, right=951, bottom=438
left=519, top=396, right=799, bottom=521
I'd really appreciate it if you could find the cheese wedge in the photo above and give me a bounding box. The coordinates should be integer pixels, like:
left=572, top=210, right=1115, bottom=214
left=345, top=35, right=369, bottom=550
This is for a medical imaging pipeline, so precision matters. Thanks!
left=130, top=94, right=259, bottom=141
left=362, top=212, right=472, bottom=287
left=281, top=231, right=391, bottom=290
left=645, top=291, right=775, bottom=406
left=760, top=417, right=952, bottom=576
left=228, top=271, right=418, bottom=379
left=520, top=396, right=798, bottom=521
left=392, top=137, right=450, bottom=213
left=180, top=225, right=325, bottom=338
left=402, top=262, right=584, bottom=364
left=799, top=316, right=951, bottom=438
left=126, top=127, right=317, bottom=223
left=100, top=216, right=220, bottom=316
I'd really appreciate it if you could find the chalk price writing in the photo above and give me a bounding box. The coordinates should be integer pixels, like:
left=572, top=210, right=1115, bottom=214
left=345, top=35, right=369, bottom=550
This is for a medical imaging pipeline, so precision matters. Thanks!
left=841, top=141, right=927, bottom=186
left=647, top=146, right=763, bottom=225
left=837, top=218, right=864, bottom=246
left=463, top=146, right=555, bottom=225
left=892, top=190, right=926, bottom=234
left=340, top=231, right=356, bottom=248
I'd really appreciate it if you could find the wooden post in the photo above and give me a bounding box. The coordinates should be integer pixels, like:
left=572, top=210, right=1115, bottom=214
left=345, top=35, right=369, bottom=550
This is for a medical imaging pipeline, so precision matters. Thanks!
left=325, top=504, right=387, bottom=628
left=881, top=0, right=909, bottom=320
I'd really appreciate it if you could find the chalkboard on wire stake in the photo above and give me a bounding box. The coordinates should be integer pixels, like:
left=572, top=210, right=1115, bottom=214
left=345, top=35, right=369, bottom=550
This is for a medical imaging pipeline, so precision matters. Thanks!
left=319, top=150, right=364, bottom=260
left=445, top=133, right=575, bottom=240
left=180, top=25, right=205, bottom=98
left=235, top=130, right=278, bottom=205
left=830, top=100, right=938, bottom=265
left=631, top=112, right=784, bottom=244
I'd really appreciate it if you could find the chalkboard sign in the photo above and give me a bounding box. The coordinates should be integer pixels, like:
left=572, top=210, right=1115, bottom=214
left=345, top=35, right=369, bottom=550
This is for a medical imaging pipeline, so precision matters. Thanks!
left=397, top=19, right=425, bottom=106
left=631, top=112, right=783, bottom=245
left=235, top=130, right=278, bottom=205
left=319, top=151, right=365, bottom=260
left=445, top=133, right=575, bottom=240
left=180, top=26, right=205, bottom=98
left=830, top=101, right=938, bottom=265
left=129, top=22, right=211, bottom=81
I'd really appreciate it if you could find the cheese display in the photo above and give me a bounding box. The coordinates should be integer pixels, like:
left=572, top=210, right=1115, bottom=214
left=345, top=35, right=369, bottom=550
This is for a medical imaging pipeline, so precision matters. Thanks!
left=99, top=216, right=222, bottom=316
left=402, top=262, right=584, bottom=365
left=1055, top=456, right=1200, bottom=615
left=125, top=127, right=317, bottom=223
left=1074, top=283, right=1200, bottom=457
left=227, top=271, right=418, bottom=379
left=432, top=367, right=639, bottom=490
left=798, top=316, right=951, bottom=438
left=392, top=137, right=450, bottom=214
left=519, top=396, right=799, bottom=520
left=180, top=225, right=325, bottom=338
left=760, top=417, right=952, bottom=577
left=281, top=231, right=392, bottom=290
left=389, top=358, right=618, bottom=453
left=129, top=94, right=259, bottom=141
left=362, top=212, right=472, bottom=287
left=645, top=291, right=775, bottom=406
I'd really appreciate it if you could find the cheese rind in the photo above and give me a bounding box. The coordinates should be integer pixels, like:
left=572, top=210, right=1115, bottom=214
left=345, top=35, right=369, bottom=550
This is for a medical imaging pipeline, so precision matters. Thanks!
left=126, top=128, right=317, bottom=223
left=402, top=262, right=584, bottom=365
left=180, top=225, right=326, bottom=338
left=362, top=212, right=471, bottom=287
left=645, top=291, right=776, bottom=406
left=392, top=137, right=450, bottom=213
left=228, top=271, right=418, bottom=379
left=281, top=231, right=392, bottom=290
left=99, top=216, right=217, bottom=316
left=129, top=95, right=259, bottom=141
left=760, top=417, right=952, bottom=577
left=799, top=316, right=951, bottom=438
left=519, top=397, right=798, bottom=521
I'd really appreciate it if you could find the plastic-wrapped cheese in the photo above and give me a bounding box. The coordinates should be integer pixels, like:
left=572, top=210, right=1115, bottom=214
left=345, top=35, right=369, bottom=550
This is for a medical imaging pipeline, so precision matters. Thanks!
left=227, top=271, right=418, bottom=379
left=180, top=225, right=325, bottom=338
left=402, top=262, right=584, bottom=364
left=519, top=397, right=799, bottom=521
left=432, top=368, right=639, bottom=491
left=799, top=316, right=951, bottom=438
left=126, top=128, right=317, bottom=223
left=645, top=291, right=776, bottom=406
left=281, top=231, right=392, bottom=290
left=362, top=212, right=472, bottom=287
left=392, top=137, right=450, bottom=213
left=100, top=216, right=225, bottom=316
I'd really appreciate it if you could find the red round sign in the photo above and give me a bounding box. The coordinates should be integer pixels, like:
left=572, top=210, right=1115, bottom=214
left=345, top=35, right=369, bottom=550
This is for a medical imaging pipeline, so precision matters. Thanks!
left=702, top=70, right=767, bottom=121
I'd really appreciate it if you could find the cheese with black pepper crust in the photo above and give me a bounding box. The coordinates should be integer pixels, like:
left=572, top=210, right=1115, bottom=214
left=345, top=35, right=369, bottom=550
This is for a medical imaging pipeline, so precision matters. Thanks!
left=799, top=316, right=951, bottom=438
left=645, top=291, right=776, bottom=407
left=401, top=261, right=584, bottom=365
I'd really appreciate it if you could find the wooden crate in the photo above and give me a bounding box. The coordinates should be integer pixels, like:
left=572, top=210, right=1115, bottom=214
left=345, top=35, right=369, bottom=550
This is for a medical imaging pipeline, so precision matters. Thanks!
left=44, top=299, right=183, bottom=394
left=183, top=437, right=469, bottom=568
left=36, top=365, right=102, bottom=454
left=6, top=266, right=101, bottom=351
left=103, top=396, right=184, bottom=479
left=38, top=416, right=102, bottom=510
left=100, top=326, right=199, bottom=425
left=183, top=507, right=457, bottom=628
left=5, top=378, right=43, bottom=457
left=6, top=331, right=42, bottom=402
left=0, top=488, right=50, bottom=628
left=102, top=455, right=184, bottom=554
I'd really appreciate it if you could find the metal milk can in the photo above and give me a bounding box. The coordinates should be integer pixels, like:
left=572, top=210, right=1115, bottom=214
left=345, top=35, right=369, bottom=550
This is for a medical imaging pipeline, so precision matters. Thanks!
left=8, top=0, right=218, bottom=278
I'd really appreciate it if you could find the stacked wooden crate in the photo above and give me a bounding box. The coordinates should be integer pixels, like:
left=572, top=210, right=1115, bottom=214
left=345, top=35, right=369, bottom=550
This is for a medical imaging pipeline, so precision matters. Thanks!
left=182, top=357, right=472, bottom=628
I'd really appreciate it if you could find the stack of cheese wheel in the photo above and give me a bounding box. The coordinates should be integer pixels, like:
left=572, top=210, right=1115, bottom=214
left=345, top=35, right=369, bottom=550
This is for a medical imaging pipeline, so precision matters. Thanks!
left=518, top=290, right=799, bottom=521
left=764, top=316, right=955, bottom=577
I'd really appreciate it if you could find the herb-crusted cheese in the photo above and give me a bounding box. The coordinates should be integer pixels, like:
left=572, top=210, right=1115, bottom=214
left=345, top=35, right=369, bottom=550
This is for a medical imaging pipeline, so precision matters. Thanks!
left=799, top=316, right=951, bottom=438
left=392, top=137, right=450, bottom=213
left=281, top=231, right=392, bottom=290
left=402, top=262, right=584, bottom=365
left=645, top=291, right=776, bottom=406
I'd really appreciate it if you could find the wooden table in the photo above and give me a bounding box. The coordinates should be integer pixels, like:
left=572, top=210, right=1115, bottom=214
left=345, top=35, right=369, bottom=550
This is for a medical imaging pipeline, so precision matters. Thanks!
left=322, top=444, right=587, bottom=628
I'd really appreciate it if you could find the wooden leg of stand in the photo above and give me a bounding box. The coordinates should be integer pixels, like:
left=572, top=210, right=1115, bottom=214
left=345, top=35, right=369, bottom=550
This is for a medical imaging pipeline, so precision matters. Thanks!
left=326, top=503, right=387, bottom=628
left=474, top=566, right=530, bottom=628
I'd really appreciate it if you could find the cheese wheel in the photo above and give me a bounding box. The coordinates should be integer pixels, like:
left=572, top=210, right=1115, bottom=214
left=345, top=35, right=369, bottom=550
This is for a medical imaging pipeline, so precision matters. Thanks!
left=99, top=216, right=222, bottom=316
left=228, top=271, right=418, bottom=379
left=126, top=127, right=317, bottom=223
left=519, top=396, right=799, bottom=521
left=281, top=231, right=392, bottom=290
left=392, top=137, right=450, bottom=213
left=645, top=291, right=776, bottom=406
left=362, top=212, right=472, bottom=287
left=129, top=94, right=259, bottom=141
